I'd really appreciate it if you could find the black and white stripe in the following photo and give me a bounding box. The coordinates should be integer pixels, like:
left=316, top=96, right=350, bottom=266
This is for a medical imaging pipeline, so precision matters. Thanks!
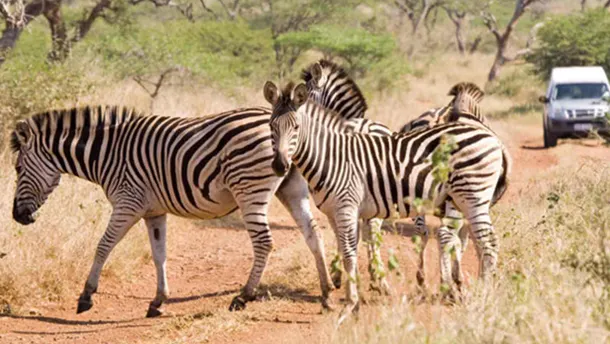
left=400, top=82, right=488, bottom=133
left=11, top=105, right=336, bottom=316
left=266, top=82, right=508, bottom=322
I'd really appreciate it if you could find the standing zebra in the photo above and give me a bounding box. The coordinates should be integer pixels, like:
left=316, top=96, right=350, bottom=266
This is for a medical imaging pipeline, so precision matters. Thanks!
left=302, top=60, right=392, bottom=292
left=265, top=81, right=508, bottom=322
left=303, top=64, right=497, bottom=293
left=10, top=105, right=335, bottom=317
left=399, top=82, right=511, bottom=292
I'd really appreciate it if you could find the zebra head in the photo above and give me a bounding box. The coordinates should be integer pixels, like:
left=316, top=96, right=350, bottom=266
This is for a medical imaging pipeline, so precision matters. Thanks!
left=301, top=59, right=368, bottom=119
left=301, top=61, right=327, bottom=103
left=264, top=81, right=308, bottom=177
left=447, top=82, right=485, bottom=120
left=11, top=120, right=61, bottom=225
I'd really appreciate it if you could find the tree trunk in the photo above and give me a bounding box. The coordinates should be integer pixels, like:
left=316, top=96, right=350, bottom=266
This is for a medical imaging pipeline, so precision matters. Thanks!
left=455, top=22, right=465, bottom=55
left=44, top=1, right=69, bottom=62
left=469, top=36, right=482, bottom=54
left=0, top=25, right=22, bottom=64
left=0, top=0, right=47, bottom=66
left=488, top=38, right=507, bottom=82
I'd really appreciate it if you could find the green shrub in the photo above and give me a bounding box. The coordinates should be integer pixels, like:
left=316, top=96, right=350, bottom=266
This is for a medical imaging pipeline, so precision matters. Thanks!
left=277, top=25, right=396, bottom=75
left=527, top=9, right=610, bottom=79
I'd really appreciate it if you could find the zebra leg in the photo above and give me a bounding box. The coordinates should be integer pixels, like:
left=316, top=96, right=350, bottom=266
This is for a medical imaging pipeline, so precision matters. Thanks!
left=413, top=215, right=428, bottom=288
left=332, top=211, right=360, bottom=325
left=275, top=171, right=334, bottom=309
left=144, top=214, right=169, bottom=318
left=452, top=198, right=498, bottom=281
left=448, top=206, right=467, bottom=289
left=229, top=199, right=274, bottom=311
left=77, top=209, right=142, bottom=314
left=331, top=239, right=343, bottom=290
left=437, top=202, right=464, bottom=298
left=362, top=218, right=390, bottom=295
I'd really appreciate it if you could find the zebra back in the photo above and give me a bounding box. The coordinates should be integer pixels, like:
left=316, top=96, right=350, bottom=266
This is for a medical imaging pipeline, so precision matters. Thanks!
left=399, top=82, right=487, bottom=134
left=301, top=59, right=367, bottom=120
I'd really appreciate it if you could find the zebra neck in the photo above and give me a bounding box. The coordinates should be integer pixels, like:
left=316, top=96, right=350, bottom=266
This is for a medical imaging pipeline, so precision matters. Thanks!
left=292, top=113, right=348, bottom=189
left=44, top=122, right=125, bottom=185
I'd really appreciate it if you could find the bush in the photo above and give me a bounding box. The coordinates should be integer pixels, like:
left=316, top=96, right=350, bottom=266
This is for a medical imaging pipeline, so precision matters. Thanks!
left=527, top=9, right=610, bottom=79
left=277, top=25, right=397, bottom=75
left=0, top=25, right=95, bottom=143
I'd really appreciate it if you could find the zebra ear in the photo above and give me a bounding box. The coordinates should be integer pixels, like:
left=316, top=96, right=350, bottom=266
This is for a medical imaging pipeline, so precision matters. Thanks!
left=311, top=63, right=322, bottom=84
left=263, top=81, right=279, bottom=105
left=292, top=83, right=308, bottom=107
left=14, top=120, right=32, bottom=146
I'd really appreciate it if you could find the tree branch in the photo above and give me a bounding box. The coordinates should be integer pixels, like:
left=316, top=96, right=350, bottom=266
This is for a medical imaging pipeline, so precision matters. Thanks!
left=199, top=0, right=220, bottom=20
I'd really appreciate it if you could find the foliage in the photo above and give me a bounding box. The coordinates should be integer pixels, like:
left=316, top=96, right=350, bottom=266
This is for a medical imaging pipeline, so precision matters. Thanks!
left=527, top=9, right=610, bottom=80
left=0, top=26, right=95, bottom=141
left=277, top=25, right=396, bottom=75
left=87, top=19, right=274, bottom=86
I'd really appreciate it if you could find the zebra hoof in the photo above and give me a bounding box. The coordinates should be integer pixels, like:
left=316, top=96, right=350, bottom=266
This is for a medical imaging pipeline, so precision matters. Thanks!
left=228, top=296, right=247, bottom=311
left=331, top=274, right=342, bottom=290
left=146, top=306, right=163, bottom=318
left=76, top=297, right=93, bottom=314
left=321, top=297, right=334, bottom=312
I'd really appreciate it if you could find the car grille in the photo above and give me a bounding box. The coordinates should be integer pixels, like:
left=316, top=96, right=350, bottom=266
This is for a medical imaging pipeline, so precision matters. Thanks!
left=568, top=109, right=596, bottom=118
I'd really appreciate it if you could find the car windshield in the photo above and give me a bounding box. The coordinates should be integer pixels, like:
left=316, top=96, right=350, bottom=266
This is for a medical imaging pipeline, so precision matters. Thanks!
left=553, top=83, right=608, bottom=100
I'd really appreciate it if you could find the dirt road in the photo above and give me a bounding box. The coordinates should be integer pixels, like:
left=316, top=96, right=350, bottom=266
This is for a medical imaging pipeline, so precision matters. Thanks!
left=1, top=117, right=609, bottom=344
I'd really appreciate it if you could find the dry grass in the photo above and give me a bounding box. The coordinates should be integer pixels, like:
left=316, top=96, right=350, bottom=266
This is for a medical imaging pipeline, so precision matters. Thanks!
left=319, top=162, right=610, bottom=343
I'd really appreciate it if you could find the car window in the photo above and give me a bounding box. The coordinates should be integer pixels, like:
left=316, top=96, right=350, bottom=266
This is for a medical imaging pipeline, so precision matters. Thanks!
left=553, top=83, right=608, bottom=100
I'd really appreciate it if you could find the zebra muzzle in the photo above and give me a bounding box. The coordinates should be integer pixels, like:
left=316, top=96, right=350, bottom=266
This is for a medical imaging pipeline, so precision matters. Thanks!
left=12, top=199, right=36, bottom=225
left=271, top=154, right=289, bottom=177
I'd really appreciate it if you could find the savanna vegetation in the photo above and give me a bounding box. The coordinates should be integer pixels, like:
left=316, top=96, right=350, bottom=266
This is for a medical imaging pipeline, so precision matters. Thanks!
left=1, top=0, right=609, bottom=343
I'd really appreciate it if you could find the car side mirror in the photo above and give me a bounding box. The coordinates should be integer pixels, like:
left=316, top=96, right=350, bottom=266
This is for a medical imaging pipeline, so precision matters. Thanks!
left=538, top=95, right=550, bottom=103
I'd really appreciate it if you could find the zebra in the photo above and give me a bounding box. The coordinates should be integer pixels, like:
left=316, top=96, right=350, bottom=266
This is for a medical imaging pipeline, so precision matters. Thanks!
left=303, top=64, right=494, bottom=293
left=10, top=105, right=336, bottom=317
left=397, top=81, right=503, bottom=291
left=265, top=81, right=509, bottom=323
left=302, top=60, right=392, bottom=291
left=302, top=61, right=487, bottom=293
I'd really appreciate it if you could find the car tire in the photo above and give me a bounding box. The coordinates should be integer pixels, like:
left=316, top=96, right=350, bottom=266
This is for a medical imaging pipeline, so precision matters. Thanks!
left=543, top=126, right=557, bottom=148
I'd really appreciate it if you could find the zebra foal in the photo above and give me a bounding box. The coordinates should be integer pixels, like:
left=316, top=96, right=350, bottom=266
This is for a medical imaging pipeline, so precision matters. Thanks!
left=265, top=81, right=508, bottom=323
left=11, top=105, right=335, bottom=316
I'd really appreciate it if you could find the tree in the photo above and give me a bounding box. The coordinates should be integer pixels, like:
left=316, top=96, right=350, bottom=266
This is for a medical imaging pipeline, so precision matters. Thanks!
left=439, top=0, right=487, bottom=55
left=250, top=0, right=357, bottom=79
left=0, top=0, right=192, bottom=67
left=393, top=0, right=443, bottom=35
left=277, top=25, right=396, bottom=76
left=481, top=0, right=543, bottom=82
left=526, top=9, right=610, bottom=80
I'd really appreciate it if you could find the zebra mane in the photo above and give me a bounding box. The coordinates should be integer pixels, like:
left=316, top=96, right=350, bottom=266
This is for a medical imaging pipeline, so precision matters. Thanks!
left=301, top=59, right=368, bottom=115
left=9, top=130, right=21, bottom=152
left=12, top=105, right=147, bottom=146
left=448, top=82, right=484, bottom=102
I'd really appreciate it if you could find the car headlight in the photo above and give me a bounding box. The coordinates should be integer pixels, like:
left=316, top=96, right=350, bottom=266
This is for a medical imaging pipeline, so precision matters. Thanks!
left=552, top=108, right=565, bottom=118
left=596, top=108, right=608, bottom=117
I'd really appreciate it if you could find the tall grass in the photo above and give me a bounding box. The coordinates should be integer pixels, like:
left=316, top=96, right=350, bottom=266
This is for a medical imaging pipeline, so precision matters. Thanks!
left=326, top=163, right=610, bottom=343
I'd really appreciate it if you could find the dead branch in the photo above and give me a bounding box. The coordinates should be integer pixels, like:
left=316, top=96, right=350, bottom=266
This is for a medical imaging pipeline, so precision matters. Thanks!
left=133, top=67, right=181, bottom=99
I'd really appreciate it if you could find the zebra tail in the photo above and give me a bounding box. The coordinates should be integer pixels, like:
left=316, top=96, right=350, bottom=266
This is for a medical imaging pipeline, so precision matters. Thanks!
left=491, top=144, right=512, bottom=205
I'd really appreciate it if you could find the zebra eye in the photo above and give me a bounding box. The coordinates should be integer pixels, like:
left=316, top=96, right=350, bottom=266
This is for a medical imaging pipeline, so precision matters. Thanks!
left=294, top=124, right=300, bottom=130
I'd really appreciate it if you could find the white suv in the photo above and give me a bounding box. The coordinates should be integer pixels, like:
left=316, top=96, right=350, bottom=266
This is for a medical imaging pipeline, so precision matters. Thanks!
left=539, top=66, right=610, bottom=147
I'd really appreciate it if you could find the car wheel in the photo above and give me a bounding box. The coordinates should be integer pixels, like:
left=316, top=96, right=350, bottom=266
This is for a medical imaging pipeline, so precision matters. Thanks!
left=543, top=126, right=557, bottom=148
